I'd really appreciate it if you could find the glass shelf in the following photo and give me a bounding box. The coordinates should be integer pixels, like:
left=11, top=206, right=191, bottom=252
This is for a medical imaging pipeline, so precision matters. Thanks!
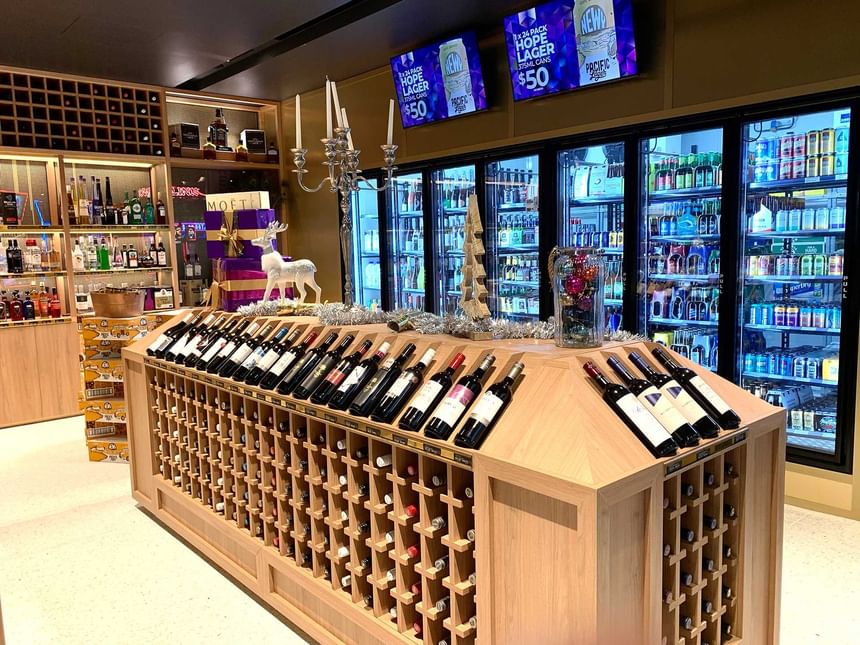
left=0, top=316, right=72, bottom=328
left=748, top=175, right=847, bottom=193
left=68, top=225, right=170, bottom=234
left=741, top=371, right=837, bottom=387
left=74, top=266, right=173, bottom=275
left=0, top=270, right=66, bottom=278
left=745, top=228, right=845, bottom=239
left=745, top=323, right=841, bottom=335
left=649, top=317, right=719, bottom=327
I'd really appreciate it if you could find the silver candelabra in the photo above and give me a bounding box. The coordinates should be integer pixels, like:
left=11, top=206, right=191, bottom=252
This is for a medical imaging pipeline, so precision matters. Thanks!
left=290, top=127, right=397, bottom=307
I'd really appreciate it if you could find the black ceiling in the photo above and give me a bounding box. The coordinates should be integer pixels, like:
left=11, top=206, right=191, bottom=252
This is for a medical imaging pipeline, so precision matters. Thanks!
left=0, top=0, right=530, bottom=100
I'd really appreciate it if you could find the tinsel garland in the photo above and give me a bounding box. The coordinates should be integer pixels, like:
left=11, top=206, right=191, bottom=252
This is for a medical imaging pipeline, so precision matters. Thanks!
left=236, top=300, right=644, bottom=342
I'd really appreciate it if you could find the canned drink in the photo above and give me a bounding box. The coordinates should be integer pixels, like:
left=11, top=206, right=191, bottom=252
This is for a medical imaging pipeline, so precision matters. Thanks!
left=790, top=409, right=804, bottom=430
left=774, top=209, right=788, bottom=232
left=768, top=353, right=779, bottom=375
left=744, top=353, right=755, bottom=372
left=786, top=304, right=799, bottom=326
left=820, top=128, right=836, bottom=154
left=793, top=133, right=807, bottom=157
left=779, top=159, right=793, bottom=180
left=805, top=154, right=820, bottom=178
left=788, top=208, right=802, bottom=231
left=800, top=255, right=814, bottom=276
left=759, top=255, right=774, bottom=275
left=829, top=306, right=842, bottom=329
left=793, top=356, right=807, bottom=378
left=801, top=208, right=815, bottom=230
left=835, top=127, right=849, bottom=154
left=753, top=164, right=768, bottom=183
left=799, top=306, right=812, bottom=328
left=806, top=130, right=820, bottom=156
left=779, top=133, right=795, bottom=158
left=806, top=358, right=820, bottom=380
left=791, top=157, right=806, bottom=179
left=815, top=207, right=830, bottom=230
left=829, top=254, right=843, bottom=275
left=813, top=306, right=827, bottom=328
left=776, top=256, right=789, bottom=275
left=749, top=303, right=761, bottom=324
left=836, top=153, right=849, bottom=177
left=820, top=153, right=835, bottom=176
left=780, top=354, right=794, bottom=376
left=774, top=304, right=786, bottom=325
left=754, top=140, right=770, bottom=163
left=803, top=409, right=815, bottom=431
left=813, top=254, right=827, bottom=275
left=755, top=353, right=768, bottom=373
left=789, top=255, right=800, bottom=275
left=761, top=304, right=773, bottom=325
left=764, top=162, right=777, bottom=182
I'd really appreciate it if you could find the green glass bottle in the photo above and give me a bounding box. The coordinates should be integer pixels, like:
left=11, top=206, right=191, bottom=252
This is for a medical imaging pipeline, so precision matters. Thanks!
left=129, top=191, right=143, bottom=225
left=144, top=197, right=155, bottom=225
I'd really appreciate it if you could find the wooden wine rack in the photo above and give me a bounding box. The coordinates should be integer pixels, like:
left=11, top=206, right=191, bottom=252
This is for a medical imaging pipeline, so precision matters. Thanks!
left=124, top=312, right=785, bottom=644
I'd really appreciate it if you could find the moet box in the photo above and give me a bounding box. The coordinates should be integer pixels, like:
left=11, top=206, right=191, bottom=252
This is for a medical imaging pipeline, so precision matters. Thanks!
left=169, top=122, right=201, bottom=149
left=205, top=191, right=270, bottom=212
left=240, top=129, right=267, bottom=154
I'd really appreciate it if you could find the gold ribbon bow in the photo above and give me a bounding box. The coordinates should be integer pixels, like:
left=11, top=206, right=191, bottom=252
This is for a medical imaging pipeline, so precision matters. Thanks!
left=202, top=280, right=222, bottom=308
left=218, top=213, right=244, bottom=257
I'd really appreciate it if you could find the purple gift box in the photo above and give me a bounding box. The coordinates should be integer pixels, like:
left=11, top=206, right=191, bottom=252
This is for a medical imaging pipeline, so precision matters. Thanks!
left=204, top=208, right=277, bottom=260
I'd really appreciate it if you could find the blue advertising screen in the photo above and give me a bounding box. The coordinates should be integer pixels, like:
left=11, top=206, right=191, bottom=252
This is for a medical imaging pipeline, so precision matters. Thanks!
left=504, top=0, right=637, bottom=101
left=391, top=31, right=487, bottom=128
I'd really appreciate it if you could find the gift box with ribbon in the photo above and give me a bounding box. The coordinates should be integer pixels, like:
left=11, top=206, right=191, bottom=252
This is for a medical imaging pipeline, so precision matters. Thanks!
left=203, top=208, right=277, bottom=260
left=206, top=258, right=294, bottom=311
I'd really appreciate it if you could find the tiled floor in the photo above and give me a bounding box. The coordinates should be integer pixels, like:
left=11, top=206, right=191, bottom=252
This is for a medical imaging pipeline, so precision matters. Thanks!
left=1, top=417, right=859, bottom=644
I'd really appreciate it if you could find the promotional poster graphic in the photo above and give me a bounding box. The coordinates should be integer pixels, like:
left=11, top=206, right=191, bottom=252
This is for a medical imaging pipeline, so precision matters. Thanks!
left=391, top=31, right=487, bottom=127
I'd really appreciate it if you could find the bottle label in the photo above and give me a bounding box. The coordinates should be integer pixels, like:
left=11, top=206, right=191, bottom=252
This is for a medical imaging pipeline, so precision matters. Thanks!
left=638, top=386, right=688, bottom=433
left=168, top=335, right=190, bottom=356
left=659, top=381, right=709, bottom=425
left=381, top=358, right=395, bottom=370
left=409, top=381, right=443, bottom=413
left=384, top=372, right=416, bottom=399
left=241, top=346, right=266, bottom=370
left=151, top=333, right=170, bottom=351
left=432, top=385, right=474, bottom=427
left=690, top=376, right=732, bottom=415
left=229, top=343, right=254, bottom=365
left=615, top=393, right=674, bottom=448
left=255, top=348, right=281, bottom=373
left=200, top=339, right=226, bottom=362
left=268, top=350, right=299, bottom=376
left=337, top=365, right=366, bottom=392
left=325, top=367, right=348, bottom=386
left=180, top=333, right=205, bottom=357
left=217, top=340, right=237, bottom=358
left=468, top=391, right=504, bottom=426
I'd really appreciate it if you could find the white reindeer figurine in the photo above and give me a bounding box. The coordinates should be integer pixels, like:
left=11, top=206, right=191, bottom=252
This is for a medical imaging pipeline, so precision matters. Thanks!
left=251, top=222, right=322, bottom=305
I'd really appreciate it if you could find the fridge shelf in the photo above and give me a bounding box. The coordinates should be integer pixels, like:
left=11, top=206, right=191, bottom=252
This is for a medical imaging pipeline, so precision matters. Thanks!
left=606, top=298, right=623, bottom=306
left=787, top=427, right=836, bottom=440
left=401, top=287, right=424, bottom=294
left=397, top=251, right=424, bottom=257
left=500, top=311, right=537, bottom=318
left=498, top=279, right=539, bottom=288
left=497, top=202, right=533, bottom=211
left=497, top=244, right=539, bottom=253
left=742, top=371, right=838, bottom=387
left=649, top=273, right=720, bottom=282
left=649, top=317, right=719, bottom=328
left=647, top=186, right=722, bottom=201
left=359, top=252, right=380, bottom=258
left=744, top=275, right=841, bottom=283
left=396, top=211, right=424, bottom=218
left=649, top=234, right=720, bottom=243
left=745, top=228, right=845, bottom=239
left=748, top=175, right=848, bottom=193
left=744, top=323, right=841, bottom=335
left=569, top=194, right=624, bottom=206
left=443, top=207, right=467, bottom=214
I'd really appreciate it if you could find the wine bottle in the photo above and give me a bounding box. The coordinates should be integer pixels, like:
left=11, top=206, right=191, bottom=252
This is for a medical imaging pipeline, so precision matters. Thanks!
left=217, top=322, right=274, bottom=378
left=651, top=346, right=741, bottom=429
left=607, top=356, right=700, bottom=448
left=370, top=347, right=436, bottom=423
left=259, top=330, right=319, bottom=390
left=424, top=354, right=495, bottom=440
left=398, top=352, right=465, bottom=432
left=176, top=314, right=229, bottom=364
left=163, top=311, right=211, bottom=362
left=582, top=361, right=678, bottom=458
left=244, top=327, right=302, bottom=386
left=277, top=331, right=339, bottom=395
left=233, top=325, right=291, bottom=382
left=628, top=351, right=720, bottom=439
left=147, top=311, right=196, bottom=357
left=310, top=339, right=372, bottom=405
left=189, top=318, right=241, bottom=370
left=292, top=335, right=356, bottom=399
left=327, top=341, right=390, bottom=410
left=205, top=320, right=257, bottom=374
left=454, top=361, right=523, bottom=449
left=348, top=343, right=416, bottom=417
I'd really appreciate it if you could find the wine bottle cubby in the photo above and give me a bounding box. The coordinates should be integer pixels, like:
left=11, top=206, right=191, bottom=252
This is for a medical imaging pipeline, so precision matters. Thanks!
left=127, top=311, right=784, bottom=644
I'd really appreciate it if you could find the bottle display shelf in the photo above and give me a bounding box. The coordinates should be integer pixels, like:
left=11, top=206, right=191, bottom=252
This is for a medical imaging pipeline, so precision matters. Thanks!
left=125, top=313, right=785, bottom=644
left=0, top=315, right=71, bottom=328
left=68, top=225, right=171, bottom=234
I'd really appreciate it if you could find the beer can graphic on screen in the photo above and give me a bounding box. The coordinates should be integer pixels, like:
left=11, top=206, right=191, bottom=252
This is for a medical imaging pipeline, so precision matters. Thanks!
left=573, top=0, right=622, bottom=86
left=439, top=38, right=476, bottom=117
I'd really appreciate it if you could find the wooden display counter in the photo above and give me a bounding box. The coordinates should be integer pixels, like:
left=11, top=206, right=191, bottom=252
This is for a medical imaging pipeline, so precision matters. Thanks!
left=123, top=312, right=785, bottom=645
left=0, top=319, right=80, bottom=428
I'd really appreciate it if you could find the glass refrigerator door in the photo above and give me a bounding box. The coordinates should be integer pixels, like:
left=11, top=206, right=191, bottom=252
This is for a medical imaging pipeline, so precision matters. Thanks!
left=485, top=154, right=540, bottom=320
left=351, top=180, right=382, bottom=309
left=640, top=128, right=724, bottom=371
left=738, top=108, right=850, bottom=456
left=432, top=164, right=476, bottom=314
left=387, top=172, right=426, bottom=310
left=558, top=142, right=625, bottom=332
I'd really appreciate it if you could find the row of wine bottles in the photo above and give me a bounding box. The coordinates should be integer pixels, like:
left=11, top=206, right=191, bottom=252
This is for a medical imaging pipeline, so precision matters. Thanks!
left=147, top=312, right=524, bottom=450
left=583, top=346, right=741, bottom=458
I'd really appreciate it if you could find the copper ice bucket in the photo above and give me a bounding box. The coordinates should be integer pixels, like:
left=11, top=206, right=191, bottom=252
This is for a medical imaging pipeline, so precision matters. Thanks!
left=90, top=288, right=146, bottom=318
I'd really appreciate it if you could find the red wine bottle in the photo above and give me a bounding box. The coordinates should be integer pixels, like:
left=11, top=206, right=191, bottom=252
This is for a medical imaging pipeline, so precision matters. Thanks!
left=244, top=328, right=302, bottom=385
left=218, top=323, right=276, bottom=378
left=424, top=354, right=495, bottom=440
left=277, top=331, right=339, bottom=395
left=310, top=339, right=372, bottom=405
left=177, top=314, right=229, bottom=365
left=205, top=319, right=255, bottom=373
left=651, top=346, right=741, bottom=430
left=327, top=341, right=390, bottom=410
left=398, top=352, right=465, bottom=432
left=148, top=311, right=197, bottom=357
left=606, top=356, right=700, bottom=448
left=189, top=317, right=241, bottom=370
left=371, top=348, right=436, bottom=423
left=582, top=361, right=678, bottom=458
left=454, top=361, right=523, bottom=449
left=348, top=343, right=416, bottom=417
left=292, top=334, right=355, bottom=399
left=259, top=330, right=318, bottom=390
left=628, top=351, right=720, bottom=439
left=233, top=325, right=292, bottom=382
left=165, top=311, right=214, bottom=362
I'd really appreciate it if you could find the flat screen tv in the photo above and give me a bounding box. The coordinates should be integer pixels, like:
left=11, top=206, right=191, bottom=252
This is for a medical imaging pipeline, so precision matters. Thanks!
left=391, top=31, right=487, bottom=128
left=503, top=0, right=637, bottom=101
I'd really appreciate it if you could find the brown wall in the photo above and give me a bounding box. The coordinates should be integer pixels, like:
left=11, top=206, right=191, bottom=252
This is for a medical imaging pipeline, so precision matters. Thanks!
left=280, top=0, right=860, bottom=301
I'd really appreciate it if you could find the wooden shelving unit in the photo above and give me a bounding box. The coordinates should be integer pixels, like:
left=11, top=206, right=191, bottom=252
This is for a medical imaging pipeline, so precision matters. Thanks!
left=124, top=312, right=785, bottom=644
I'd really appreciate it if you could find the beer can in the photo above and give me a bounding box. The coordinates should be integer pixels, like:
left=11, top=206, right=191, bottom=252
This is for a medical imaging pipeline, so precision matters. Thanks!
left=814, top=207, right=830, bottom=230
left=780, top=353, right=794, bottom=376
left=793, top=356, right=807, bottom=378
left=806, top=130, right=820, bottom=156
left=800, top=255, right=814, bottom=276
left=836, top=153, right=849, bottom=177
left=779, top=158, right=793, bottom=180
left=754, top=140, right=770, bottom=163
left=759, top=254, right=773, bottom=275
left=749, top=303, right=761, bottom=324
left=791, top=157, right=806, bottom=179
left=829, top=254, right=843, bottom=275
left=793, top=133, right=807, bottom=157
left=803, top=409, right=815, bottom=432
left=786, top=304, right=799, bottom=327
left=789, top=255, right=800, bottom=275
left=774, top=304, right=786, bottom=325
left=813, top=254, right=827, bottom=275
left=768, top=353, right=779, bottom=375
left=776, top=256, right=789, bottom=275
left=799, top=306, right=812, bottom=327
left=790, top=409, right=804, bottom=431
left=755, top=353, right=768, bottom=373
left=779, top=133, right=795, bottom=158
left=761, top=303, right=773, bottom=325
left=820, top=128, right=836, bottom=154
left=788, top=208, right=802, bottom=231
left=812, top=306, right=827, bottom=328
left=753, top=164, right=767, bottom=183
left=744, top=353, right=755, bottom=372
left=763, top=162, right=777, bottom=182
left=828, top=306, right=841, bottom=329
left=805, top=154, right=820, bottom=178
left=801, top=208, right=816, bottom=230
left=820, top=153, right=835, bottom=176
